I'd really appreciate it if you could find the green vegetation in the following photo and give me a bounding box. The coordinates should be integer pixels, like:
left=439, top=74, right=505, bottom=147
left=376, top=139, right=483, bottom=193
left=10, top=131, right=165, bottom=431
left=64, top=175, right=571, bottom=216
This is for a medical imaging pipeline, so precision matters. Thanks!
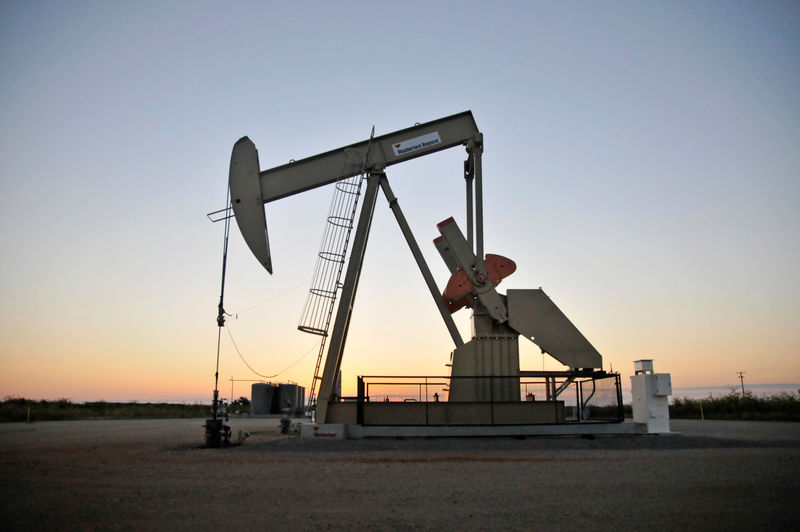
left=670, top=390, right=800, bottom=421
left=0, top=397, right=211, bottom=423
left=230, top=396, right=251, bottom=415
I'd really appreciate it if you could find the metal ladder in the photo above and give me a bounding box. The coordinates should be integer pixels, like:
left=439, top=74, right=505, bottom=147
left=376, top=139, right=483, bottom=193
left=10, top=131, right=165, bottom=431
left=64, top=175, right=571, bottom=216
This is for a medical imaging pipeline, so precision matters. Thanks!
left=299, top=139, right=373, bottom=408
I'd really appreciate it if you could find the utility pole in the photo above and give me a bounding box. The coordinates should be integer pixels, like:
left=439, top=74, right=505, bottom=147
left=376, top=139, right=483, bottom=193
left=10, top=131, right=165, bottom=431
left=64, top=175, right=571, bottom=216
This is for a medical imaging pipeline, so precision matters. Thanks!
left=737, top=371, right=746, bottom=398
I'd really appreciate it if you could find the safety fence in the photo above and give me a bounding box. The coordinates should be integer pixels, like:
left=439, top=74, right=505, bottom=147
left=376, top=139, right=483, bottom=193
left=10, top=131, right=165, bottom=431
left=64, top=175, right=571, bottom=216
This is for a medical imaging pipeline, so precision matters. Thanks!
left=354, top=373, right=623, bottom=426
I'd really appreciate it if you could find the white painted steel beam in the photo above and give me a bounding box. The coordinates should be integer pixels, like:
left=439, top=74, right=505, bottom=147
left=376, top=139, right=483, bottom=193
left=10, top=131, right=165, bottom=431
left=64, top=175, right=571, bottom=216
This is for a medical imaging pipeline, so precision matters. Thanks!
left=379, top=176, right=464, bottom=349
left=228, top=111, right=480, bottom=274
left=259, top=111, right=479, bottom=203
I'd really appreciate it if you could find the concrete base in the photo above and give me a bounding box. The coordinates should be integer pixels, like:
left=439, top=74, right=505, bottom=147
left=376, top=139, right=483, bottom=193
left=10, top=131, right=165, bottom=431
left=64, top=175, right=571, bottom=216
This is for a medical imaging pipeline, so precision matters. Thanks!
left=300, top=424, right=348, bottom=440
left=301, top=422, right=656, bottom=439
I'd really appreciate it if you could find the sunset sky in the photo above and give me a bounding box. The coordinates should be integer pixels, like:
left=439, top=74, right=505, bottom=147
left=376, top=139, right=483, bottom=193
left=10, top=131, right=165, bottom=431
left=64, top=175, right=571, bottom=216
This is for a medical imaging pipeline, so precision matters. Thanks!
left=1, top=1, right=798, bottom=403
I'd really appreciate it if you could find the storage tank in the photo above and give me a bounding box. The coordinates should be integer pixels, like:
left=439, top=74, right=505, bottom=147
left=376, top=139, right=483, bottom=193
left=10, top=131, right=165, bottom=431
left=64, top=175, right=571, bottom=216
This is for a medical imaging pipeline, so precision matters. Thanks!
left=277, top=384, right=305, bottom=416
left=297, top=386, right=306, bottom=415
left=251, top=383, right=276, bottom=415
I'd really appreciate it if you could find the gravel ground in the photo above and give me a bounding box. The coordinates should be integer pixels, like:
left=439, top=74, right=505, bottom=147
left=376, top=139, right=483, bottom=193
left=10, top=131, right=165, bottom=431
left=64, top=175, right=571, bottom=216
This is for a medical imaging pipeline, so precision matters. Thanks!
left=1, top=417, right=798, bottom=530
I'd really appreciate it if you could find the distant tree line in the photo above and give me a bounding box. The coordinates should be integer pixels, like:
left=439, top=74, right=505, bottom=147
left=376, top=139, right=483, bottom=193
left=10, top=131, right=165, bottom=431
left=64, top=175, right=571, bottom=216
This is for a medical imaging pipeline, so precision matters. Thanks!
left=4, top=391, right=799, bottom=423
left=230, top=396, right=251, bottom=414
left=0, top=397, right=211, bottom=423
left=669, top=390, right=800, bottom=422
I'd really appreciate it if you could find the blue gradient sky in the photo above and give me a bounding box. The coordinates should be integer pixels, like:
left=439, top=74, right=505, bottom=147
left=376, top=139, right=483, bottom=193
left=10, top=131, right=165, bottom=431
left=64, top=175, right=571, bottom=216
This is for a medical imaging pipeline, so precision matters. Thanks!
left=1, top=1, right=798, bottom=402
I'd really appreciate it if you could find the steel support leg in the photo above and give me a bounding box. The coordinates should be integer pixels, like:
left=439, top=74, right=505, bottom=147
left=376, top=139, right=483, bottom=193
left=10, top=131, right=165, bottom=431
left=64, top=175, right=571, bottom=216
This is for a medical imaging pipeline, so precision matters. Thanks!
left=379, top=176, right=464, bottom=348
left=315, top=172, right=381, bottom=424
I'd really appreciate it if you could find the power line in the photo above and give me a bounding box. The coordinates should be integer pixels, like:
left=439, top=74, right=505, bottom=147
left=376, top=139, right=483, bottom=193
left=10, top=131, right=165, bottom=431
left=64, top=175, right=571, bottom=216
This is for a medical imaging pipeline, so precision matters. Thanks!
left=225, top=327, right=319, bottom=379
left=229, top=277, right=312, bottom=317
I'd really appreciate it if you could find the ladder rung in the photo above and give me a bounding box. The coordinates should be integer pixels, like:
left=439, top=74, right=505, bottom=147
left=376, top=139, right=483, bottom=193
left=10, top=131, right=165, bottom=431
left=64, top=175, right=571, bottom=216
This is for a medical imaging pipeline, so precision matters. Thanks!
left=297, top=326, right=328, bottom=336
left=309, top=288, right=337, bottom=299
left=318, top=251, right=345, bottom=263
left=335, top=180, right=362, bottom=194
left=327, top=215, right=354, bottom=229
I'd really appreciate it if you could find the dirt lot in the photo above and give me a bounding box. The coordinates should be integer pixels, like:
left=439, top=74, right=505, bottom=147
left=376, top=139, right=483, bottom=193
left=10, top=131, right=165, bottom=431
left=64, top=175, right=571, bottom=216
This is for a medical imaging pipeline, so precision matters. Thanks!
left=1, top=418, right=799, bottom=530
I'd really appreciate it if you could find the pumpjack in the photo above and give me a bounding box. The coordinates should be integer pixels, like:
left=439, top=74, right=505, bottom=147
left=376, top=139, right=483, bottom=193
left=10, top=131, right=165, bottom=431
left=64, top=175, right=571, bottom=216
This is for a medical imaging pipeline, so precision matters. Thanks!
left=225, top=111, right=620, bottom=429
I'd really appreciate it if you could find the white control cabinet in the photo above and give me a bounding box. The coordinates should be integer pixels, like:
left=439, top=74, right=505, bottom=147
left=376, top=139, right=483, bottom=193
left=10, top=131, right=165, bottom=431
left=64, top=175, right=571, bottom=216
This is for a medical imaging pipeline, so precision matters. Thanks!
left=630, top=359, right=672, bottom=433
